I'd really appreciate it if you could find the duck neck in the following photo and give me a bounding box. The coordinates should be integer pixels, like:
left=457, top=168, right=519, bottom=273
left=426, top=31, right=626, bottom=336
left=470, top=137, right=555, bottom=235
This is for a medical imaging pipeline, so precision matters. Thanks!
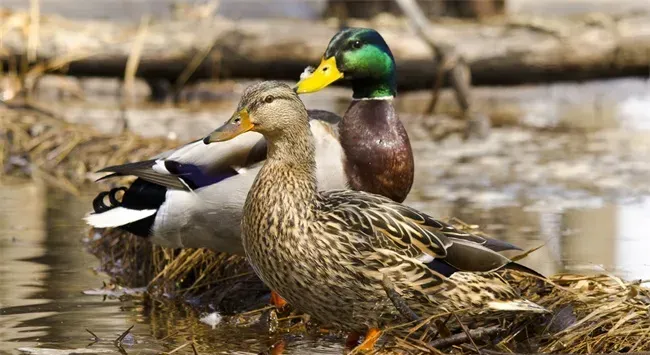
left=351, top=77, right=396, bottom=100
left=252, top=124, right=318, bottom=215
left=351, top=64, right=397, bottom=100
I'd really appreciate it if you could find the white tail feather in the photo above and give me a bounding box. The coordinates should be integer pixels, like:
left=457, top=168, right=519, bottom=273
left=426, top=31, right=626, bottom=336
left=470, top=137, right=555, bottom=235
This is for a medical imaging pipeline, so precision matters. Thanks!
left=84, top=207, right=157, bottom=228
left=488, top=299, right=548, bottom=313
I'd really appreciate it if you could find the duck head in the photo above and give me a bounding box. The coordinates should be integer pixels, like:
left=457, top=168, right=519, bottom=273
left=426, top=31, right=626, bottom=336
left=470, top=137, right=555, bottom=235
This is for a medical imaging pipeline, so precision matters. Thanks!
left=204, top=81, right=307, bottom=143
left=295, top=28, right=397, bottom=99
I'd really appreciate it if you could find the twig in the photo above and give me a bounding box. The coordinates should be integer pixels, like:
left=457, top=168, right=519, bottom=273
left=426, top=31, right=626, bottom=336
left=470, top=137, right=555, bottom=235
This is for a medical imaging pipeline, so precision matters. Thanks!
left=238, top=305, right=275, bottom=316
left=2, top=98, right=61, bottom=119
left=166, top=342, right=191, bottom=354
left=159, top=330, right=181, bottom=341
left=124, top=15, right=150, bottom=100
left=114, top=324, right=134, bottom=346
left=424, top=55, right=451, bottom=114
left=27, top=0, right=40, bottom=63
left=85, top=328, right=100, bottom=342
left=381, top=275, right=421, bottom=322
left=428, top=325, right=503, bottom=350
left=452, top=311, right=481, bottom=354
left=190, top=343, right=200, bottom=355
left=394, top=0, right=474, bottom=116
left=174, top=35, right=221, bottom=95
left=428, top=313, right=453, bottom=342
left=511, top=244, right=545, bottom=262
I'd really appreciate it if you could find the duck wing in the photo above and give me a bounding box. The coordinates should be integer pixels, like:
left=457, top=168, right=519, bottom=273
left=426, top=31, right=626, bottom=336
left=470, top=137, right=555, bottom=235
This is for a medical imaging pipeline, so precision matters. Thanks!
left=97, top=132, right=267, bottom=191
left=320, top=190, right=534, bottom=276
left=97, top=109, right=340, bottom=191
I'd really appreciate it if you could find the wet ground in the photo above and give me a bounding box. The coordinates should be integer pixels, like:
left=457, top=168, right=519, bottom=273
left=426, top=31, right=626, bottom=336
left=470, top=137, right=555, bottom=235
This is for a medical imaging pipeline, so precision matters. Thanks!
left=1, top=77, right=650, bottom=353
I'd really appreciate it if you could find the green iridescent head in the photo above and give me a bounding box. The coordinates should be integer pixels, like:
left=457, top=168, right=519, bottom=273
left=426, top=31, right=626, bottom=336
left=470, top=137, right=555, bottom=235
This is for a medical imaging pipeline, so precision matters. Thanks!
left=295, top=28, right=397, bottom=99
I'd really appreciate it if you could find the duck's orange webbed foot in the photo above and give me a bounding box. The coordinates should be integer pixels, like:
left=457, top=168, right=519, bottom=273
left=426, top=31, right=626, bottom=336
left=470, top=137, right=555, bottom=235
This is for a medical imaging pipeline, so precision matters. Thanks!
left=270, top=290, right=288, bottom=309
left=270, top=339, right=286, bottom=355
left=354, top=328, right=381, bottom=352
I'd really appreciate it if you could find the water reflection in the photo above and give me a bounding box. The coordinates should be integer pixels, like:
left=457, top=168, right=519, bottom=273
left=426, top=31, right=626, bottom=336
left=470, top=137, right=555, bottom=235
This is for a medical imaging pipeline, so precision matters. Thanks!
left=0, top=184, right=166, bottom=354
left=0, top=182, right=50, bottom=350
left=407, top=194, right=650, bottom=281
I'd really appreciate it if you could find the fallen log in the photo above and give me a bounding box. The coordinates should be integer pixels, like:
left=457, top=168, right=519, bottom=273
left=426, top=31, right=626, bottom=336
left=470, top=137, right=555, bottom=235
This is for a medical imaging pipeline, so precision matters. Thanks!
left=2, top=10, right=650, bottom=90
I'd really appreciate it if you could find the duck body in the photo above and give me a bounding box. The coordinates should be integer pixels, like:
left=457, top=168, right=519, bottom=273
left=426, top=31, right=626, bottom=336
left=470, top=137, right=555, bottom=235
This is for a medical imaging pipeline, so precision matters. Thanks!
left=244, top=172, right=544, bottom=332
left=210, top=81, right=545, bottom=334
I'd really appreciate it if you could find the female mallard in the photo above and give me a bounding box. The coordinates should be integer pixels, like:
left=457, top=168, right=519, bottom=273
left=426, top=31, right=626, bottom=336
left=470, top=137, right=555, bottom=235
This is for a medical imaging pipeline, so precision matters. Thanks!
left=205, top=81, right=546, bottom=350
left=85, top=27, right=414, bottom=252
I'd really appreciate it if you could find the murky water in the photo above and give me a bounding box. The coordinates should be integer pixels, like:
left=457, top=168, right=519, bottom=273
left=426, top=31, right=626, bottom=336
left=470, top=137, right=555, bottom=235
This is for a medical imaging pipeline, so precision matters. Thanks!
left=2, top=79, right=650, bottom=353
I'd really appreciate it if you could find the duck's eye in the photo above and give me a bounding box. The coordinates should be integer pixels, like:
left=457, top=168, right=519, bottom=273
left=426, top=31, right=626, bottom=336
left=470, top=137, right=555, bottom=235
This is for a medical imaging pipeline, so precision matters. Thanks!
left=351, top=40, right=362, bottom=49
left=264, top=95, right=274, bottom=104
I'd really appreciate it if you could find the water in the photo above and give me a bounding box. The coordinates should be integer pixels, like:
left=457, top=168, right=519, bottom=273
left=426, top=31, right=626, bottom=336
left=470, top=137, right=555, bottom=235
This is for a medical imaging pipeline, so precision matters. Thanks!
left=2, top=79, right=650, bottom=353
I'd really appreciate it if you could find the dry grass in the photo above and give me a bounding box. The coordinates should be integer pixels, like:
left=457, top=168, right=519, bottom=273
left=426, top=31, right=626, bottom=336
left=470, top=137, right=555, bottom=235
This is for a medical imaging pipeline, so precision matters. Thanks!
left=385, top=272, right=650, bottom=354
left=3, top=105, right=650, bottom=353
left=0, top=103, right=175, bottom=193
left=86, top=227, right=267, bottom=313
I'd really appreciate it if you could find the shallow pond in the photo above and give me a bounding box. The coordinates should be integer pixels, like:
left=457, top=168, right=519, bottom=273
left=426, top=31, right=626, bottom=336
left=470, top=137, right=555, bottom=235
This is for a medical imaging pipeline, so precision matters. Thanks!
left=2, top=78, right=650, bottom=354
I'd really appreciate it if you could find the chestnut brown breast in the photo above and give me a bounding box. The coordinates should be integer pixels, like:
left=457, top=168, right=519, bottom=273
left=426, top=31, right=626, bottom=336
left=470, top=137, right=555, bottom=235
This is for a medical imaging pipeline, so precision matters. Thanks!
left=339, top=100, right=414, bottom=203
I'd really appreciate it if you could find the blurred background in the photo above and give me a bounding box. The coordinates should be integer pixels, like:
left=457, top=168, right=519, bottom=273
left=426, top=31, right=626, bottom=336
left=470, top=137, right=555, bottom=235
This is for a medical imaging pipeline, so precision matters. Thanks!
left=1, top=0, right=650, bottom=354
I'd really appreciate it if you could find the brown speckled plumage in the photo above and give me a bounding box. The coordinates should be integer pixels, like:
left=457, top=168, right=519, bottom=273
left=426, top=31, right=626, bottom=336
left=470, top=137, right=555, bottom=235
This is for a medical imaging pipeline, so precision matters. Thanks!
left=226, top=82, right=547, bottom=334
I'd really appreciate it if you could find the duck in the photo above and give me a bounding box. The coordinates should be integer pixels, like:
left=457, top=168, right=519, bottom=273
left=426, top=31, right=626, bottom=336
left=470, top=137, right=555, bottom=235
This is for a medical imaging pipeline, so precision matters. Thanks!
left=85, top=27, right=414, bottom=254
left=295, top=27, right=412, bottom=202
left=203, top=81, right=547, bottom=351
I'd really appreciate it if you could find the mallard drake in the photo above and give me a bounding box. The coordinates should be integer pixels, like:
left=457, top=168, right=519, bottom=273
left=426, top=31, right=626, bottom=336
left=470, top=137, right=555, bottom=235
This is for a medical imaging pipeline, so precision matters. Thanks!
left=85, top=27, right=414, bottom=253
left=204, top=81, right=546, bottom=350
left=296, top=27, right=413, bottom=202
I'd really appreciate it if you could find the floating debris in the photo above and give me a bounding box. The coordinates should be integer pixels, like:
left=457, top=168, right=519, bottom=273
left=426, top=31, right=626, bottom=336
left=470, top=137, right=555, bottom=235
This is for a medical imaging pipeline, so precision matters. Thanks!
left=83, top=284, right=146, bottom=298
left=199, top=312, right=223, bottom=329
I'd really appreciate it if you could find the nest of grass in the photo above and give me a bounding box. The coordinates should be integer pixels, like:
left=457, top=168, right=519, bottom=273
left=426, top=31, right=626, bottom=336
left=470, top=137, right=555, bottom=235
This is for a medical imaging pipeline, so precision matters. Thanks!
left=4, top=105, right=650, bottom=353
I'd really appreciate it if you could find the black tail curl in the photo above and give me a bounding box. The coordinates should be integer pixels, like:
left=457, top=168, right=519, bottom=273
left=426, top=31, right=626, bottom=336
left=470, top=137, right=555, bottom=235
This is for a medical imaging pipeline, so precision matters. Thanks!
left=90, top=179, right=166, bottom=238
left=93, top=187, right=127, bottom=213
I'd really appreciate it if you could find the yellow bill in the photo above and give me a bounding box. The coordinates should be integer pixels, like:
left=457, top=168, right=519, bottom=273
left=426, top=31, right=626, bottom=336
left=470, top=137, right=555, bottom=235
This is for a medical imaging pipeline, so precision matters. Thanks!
left=203, top=109, right=253, bottom=143
left=294, top=56, right=344, bottom=94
